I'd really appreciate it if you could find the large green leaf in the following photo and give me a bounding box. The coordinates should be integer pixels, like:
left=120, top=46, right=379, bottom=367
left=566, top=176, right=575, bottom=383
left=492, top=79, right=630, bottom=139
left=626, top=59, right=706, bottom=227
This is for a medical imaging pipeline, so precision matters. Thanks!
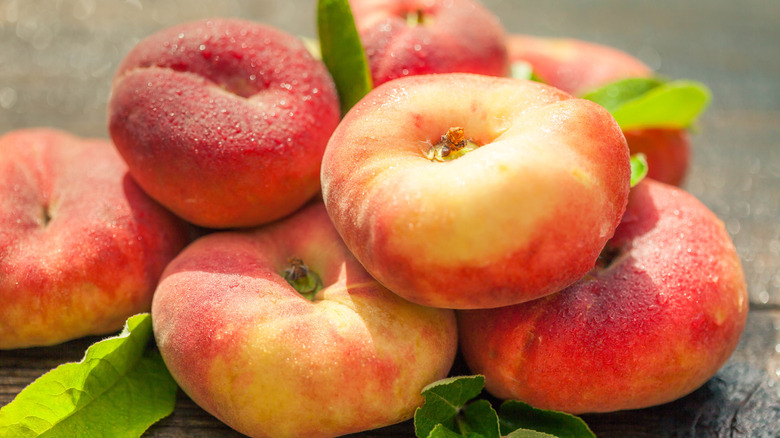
left=0, top=314, right=178, bottom=438
left=317, top=0, right=373, bottom=115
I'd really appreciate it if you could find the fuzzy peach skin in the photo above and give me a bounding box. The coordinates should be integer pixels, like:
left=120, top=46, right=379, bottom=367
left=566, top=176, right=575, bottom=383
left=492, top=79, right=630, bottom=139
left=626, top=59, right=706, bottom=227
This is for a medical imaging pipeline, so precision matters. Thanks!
left=507, top=34, right=690, bottom=186
left=108, top=18, right=340, bottom=229
left=321, top=73, right=630, bottom=309
left=0, top=128, right=189, bottom=349
left=151, top=201, right=458, bottom=438
left=458, top=179, right=748, bottom=414
left=350, top=0, right=509, bottom=86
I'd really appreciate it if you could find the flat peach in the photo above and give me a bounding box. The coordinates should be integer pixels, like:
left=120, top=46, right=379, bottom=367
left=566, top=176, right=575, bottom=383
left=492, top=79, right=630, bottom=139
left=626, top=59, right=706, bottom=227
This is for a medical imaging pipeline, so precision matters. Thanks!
left=0, top=128, right=189, bottom=349
left=109, top=19, right=340, bottom=228
left=322, top=73, right=630, bottom=309
left=152, top=202, right=458, bottom=437
left=458, top=179, right=748, bottom=413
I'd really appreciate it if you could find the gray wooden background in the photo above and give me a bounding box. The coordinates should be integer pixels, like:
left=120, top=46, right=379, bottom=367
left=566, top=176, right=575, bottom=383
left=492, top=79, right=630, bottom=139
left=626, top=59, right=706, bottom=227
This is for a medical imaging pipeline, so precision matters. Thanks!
left=1, top=0, right=779, bottom=436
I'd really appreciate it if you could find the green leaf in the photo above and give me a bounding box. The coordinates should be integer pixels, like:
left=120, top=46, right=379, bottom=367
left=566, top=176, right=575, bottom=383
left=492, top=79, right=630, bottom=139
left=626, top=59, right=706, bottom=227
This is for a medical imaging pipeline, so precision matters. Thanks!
left=630, top=153, right=649, bottom=187
left=414, top=375, right=486, bottom=438
left=505, top=429, right=558, bottom=438
left=581, top=77, right=665, bottom=113
left=461, top=399, right=500, bottom=438
left=428, top=423, right=468, bottom=438
left=0, top=314, right=178, bottom=438
left=317, top=0, right=373, bottom=115
left=611, top=80, right=711, bottom=130
left=582, top=77, right=711, bottom=130
left=498, top=400, right=596, bottom=438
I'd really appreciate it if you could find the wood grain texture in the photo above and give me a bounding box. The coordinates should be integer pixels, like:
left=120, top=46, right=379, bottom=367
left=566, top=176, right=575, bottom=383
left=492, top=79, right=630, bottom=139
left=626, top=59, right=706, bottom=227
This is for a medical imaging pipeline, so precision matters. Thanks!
left=1, top=0, right=779, bottom=436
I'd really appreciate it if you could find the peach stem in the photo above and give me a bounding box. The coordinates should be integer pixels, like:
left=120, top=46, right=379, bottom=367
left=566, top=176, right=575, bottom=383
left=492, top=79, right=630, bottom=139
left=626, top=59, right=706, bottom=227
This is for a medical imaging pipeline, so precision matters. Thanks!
left=283, top=257, right=322, bottom=300
left=426, top=127, right=480, bottom=162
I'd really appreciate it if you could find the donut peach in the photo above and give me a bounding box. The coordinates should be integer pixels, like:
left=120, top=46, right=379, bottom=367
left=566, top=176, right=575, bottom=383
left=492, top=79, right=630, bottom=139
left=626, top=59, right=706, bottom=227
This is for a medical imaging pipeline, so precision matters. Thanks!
left=457, top=179, right=748, bottom=413
left=0, top=128, right=189, bottom=349
left=151, top=201, right=457, bottom=438
left=109, top=18, right=340, bottom=228
left=321, top=73, right=630, bottom=309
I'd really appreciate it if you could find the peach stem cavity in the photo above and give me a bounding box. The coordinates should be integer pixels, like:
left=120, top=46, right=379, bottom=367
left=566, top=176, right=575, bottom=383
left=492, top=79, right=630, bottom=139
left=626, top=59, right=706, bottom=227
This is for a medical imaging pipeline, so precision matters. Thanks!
left=405, top=10, right=430, bottom=27
left=426, top=127, right=480, bottom=162
left=40, top=203, right=52, bottom=227
left=283, top=257, right=323, bottom=300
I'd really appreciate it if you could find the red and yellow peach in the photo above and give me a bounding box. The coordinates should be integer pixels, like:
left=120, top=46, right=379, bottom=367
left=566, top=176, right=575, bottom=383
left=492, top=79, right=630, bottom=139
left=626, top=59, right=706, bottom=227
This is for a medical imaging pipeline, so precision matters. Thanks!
left=322, top=73, right=630, bottom=309
left=0, top=128, right=189, bottom=349
left=152, top=201, right=458, bottom=438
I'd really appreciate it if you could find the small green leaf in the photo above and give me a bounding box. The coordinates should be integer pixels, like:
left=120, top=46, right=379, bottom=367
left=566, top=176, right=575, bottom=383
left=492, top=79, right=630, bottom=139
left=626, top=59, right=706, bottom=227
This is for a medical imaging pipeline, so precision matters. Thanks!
left=414, top=375, right=486, bottom=438
left=581, top=77, right=665, bottom=113
left=317, top=0, right=373, bottom=115
left=428, top=423, right=467, bottom=438
left=505, top=429, right=558, bottom=438
left=498, top=400, right=596, bottom=438
left=461, top=399, right=500, bottom=438
left=582, top=77, right=711, bottom=130
left=630, top=153, right=649, bottom=187
left=611, top=80, right=711, bottom=130
left=0, top=314, right=178, bottom=438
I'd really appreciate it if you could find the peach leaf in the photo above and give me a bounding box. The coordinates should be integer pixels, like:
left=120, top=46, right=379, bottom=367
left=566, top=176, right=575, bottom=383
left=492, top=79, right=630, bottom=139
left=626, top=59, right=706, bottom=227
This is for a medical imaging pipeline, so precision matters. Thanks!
left=0, top=314, right=177, bottom=438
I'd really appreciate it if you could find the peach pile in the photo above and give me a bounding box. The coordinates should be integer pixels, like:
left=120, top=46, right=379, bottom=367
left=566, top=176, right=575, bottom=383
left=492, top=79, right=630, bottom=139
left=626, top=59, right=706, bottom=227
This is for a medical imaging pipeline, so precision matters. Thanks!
left=0, top=1, right=747, bottom=437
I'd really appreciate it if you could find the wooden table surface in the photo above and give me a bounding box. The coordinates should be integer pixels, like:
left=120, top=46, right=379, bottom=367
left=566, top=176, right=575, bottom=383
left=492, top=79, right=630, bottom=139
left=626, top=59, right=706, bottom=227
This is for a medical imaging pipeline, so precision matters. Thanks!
left=1, top=0, right=779, bottom=436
